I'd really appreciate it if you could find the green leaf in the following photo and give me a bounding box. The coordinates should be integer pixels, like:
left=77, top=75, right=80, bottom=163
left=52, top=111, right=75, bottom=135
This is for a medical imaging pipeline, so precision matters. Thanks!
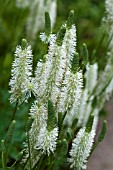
left=67, top=10, right=75, bottom=29
left=58, top=112, right=63, bottom=131
left=47, top=100, right=56, bottom=131
left=16, top=150, right=24, bottom=161
left=60, top=139, right=68, bottom=156
left=71, top=52, right=79, bottom=73
left=5, top=120, right=16, bottom=144
left=98, top=120, right=107, bottom=142
left=66, top=128, right=72, bottom=141
left=21, top=39, right=27, bottom=50
left=85, top=115, right=94, bottom=133
left=81, top=43, right=89, bottom=67
left=45, top=12, right=51, bottom=36
left=56, top=27, right=66, bottom=46
left=25, top=117, right=34, bottom=132
left=71, top=118, right=78, bottom=131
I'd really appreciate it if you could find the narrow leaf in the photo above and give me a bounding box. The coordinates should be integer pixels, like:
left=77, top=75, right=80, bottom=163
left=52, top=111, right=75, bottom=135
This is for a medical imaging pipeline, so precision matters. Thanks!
left=85, top=115, right=94, bottom=133
left=98, top=120, right=107, bottom=142
left=47, top=100, right=56, bottom=131
left=71, top=52, right=79, bottom=73
left=56, top=27, right=66, bottom=46
left=45, top=12, right=51, bottom=36
left=6, top=120, right=16, bottom=144
left=67, top=10, right=75, bottom=29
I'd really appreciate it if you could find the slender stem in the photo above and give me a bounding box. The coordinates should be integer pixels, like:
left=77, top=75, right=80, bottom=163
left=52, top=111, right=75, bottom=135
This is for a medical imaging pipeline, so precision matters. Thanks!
left=9, top=160, right=17, bottom=169
left=2, top=151, right=7, bottom=170
left=92, top=32, right=106, bottom=60
left=11, top=100, right=19, bottom=122
left=27, top=131, right=32, bottom=170
left=4, top=100, right=19, bottom=168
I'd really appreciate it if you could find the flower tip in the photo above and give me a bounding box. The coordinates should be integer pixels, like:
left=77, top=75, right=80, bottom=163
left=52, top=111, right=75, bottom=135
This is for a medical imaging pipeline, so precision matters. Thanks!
left=21, top=39, right=27, bottom=50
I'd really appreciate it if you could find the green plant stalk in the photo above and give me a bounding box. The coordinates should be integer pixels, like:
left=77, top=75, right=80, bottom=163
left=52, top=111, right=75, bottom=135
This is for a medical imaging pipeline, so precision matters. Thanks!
left=2, top=151, right=6, bottom=170
left=47, top=155, right=54, bottom=170
left=1, top=140, right=6, bottom=170
left=11, top=100, right=19, bottom=122
left=9, top=160, right=17, bottom=169
left=104, top=33, right=113, bottom=52
left=27, top=131, right=32, bottom=170
left=92, top=31, right=106, bottom=60
left=5, top=100, right=19, bottom=167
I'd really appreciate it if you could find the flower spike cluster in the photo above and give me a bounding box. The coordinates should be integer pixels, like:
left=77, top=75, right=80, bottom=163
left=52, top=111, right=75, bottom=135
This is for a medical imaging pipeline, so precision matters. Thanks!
left=9, top=39, right=33, bottom=104
left=20, top=11, right=84, bottom=167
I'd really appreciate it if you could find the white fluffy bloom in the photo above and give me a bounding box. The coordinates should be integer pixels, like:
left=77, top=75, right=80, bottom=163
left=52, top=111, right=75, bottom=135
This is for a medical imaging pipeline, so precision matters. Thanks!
left=69, top=70, right=83, bottom=116
left=46, top=0, right=57, bottom=28
left=105, top=0, right=113, bottom=22
left=35, top=126, right=58, bottom=155
left=58, top=70, right=83, bottom=125
left=16, top=0, right=30, bottom=8
left=34, top=34, right=56, bottom=99
left=51, top=24, right=77, bottom=108
left=9, top=43, right=33, bottom=103
left=77, top=64, right=98, bottom=127
left=85, top=63, right=98, bottom=94
left=27, top=0, right=57, bottom=40
left=22, top=100, right=47, bottom=167
left=63, top=24, right=76, bottom=65
left=69, top=128, right=95, bottom=170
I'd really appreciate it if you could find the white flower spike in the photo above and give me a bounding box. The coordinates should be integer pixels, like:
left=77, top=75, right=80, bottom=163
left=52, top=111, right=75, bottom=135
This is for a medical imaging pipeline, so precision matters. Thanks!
left=9, top=39, right=33, bottom=104
left=69, top=127, right=95, bottom=170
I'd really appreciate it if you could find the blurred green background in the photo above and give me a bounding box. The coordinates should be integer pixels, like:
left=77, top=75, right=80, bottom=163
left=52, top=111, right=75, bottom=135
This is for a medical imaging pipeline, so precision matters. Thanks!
left=0, top=0, right=105, bottom=167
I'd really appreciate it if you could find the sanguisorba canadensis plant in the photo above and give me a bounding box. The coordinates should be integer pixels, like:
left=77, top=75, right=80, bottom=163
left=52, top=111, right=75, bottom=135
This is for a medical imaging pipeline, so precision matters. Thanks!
left=2, top=9, right=112, bottom=170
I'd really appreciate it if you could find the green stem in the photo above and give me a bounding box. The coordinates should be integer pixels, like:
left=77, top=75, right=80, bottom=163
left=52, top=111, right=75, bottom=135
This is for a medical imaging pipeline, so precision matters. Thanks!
left=27, top=131, right=32, bottom=170
left=2, top=151, right=7, bottom=170
left=9, top=160, right=17, bottom=169
left=4, top=100, right=18, bottom=168
left=11, top=100, right=19, bottom=122
left=92, top=31, right=106, bottom=60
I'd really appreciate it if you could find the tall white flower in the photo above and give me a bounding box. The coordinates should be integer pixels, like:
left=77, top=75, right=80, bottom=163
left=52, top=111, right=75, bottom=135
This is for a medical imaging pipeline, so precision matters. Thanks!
left=69, top=128, right=95, bottom=170
left=27, top=0, right=57, bottom=40
left=45, top=0, right=57, bottom=28
left=58, top=70, right=83, bottom=125
left=85, top=63, right=98, bottom=94
left=51, top=23, right=77, bottom=109
left=22, top=100, right=48, bottom=167
left=9, top=39, right=33, bottom=104
left=35, top=126, right=58, bottom=155
left=34, top=33, right=57, bottom=99
left=77, top=63, right=98, bottom=127
left=16, top=0, right=30, bottom=8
